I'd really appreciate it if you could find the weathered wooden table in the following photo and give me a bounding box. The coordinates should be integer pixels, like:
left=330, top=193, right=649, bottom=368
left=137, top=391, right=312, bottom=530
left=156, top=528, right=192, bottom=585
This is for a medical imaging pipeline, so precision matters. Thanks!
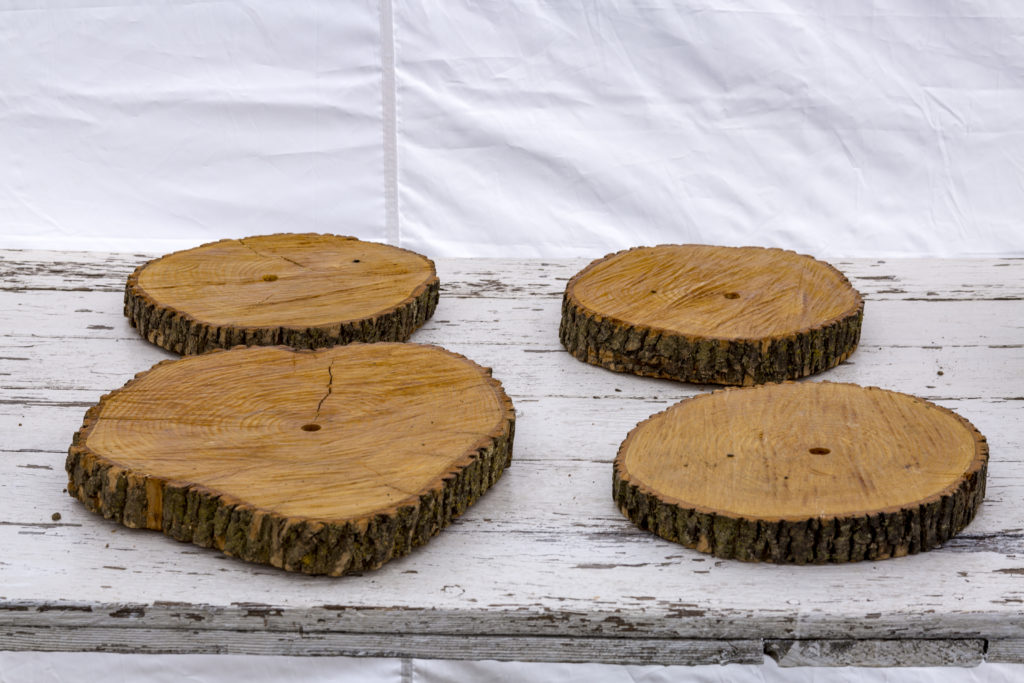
left=1, top=250, right=1022, bottom=667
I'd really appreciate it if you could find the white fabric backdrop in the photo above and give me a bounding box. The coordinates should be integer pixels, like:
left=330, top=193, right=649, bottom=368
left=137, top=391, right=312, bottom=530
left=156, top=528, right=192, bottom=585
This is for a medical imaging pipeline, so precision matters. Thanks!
left=1, top=653, right=1023, bottom=683
left=2, top=0, right=1023, bottom=257
left=396, top=0, right=1024, bottom=258
left=2, top=1, right=1023, bottom=681
left=1, top=0, right=385, bottom=253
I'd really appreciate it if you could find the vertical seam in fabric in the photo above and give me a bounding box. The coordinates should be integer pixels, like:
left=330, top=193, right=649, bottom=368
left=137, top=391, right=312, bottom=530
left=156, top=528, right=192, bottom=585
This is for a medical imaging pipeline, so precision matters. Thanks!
left=400, top=657, right=414, bottom=683
left=379, top=0, right=399, bottom=246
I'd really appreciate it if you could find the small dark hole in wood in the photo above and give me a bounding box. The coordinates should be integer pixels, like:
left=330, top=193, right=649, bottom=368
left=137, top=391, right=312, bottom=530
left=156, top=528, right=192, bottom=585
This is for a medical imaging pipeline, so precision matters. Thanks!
left=726, top=453, right=735, bottom=458
left=353, top=259, right=361, bottom=263
left=650, top=289, right=657, bottom=294
left=723, top=292, right=740, bottom=299
left=301, top=423, right=322, bottom=432
left=262, top=274, right=278, bottom=282
left=809, top=447, right=830, bottom=455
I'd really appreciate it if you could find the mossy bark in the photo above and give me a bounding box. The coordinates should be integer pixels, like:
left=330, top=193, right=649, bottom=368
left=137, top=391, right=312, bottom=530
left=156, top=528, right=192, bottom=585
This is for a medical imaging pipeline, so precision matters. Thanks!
left=66, top=402, right=513, bottom=576
left=559, top=245, right=865, bottom=385
left=125, top=267, right=439, bottom=355
left=560, top=293, right=863, bottom=386
left=612, top=451, right=987, bottom=565
left=65, top=344, right=515, bottom=576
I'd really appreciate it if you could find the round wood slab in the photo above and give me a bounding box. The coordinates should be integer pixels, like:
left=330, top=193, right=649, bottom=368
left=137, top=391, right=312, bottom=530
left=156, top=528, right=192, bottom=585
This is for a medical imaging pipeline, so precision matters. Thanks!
left=560, top=245, right=864, bottom=385
left=66, top=343, right=515, bottom=575
left=613, top=382, right=987, bottom=564
left=125, top=233, right=439, bottom=355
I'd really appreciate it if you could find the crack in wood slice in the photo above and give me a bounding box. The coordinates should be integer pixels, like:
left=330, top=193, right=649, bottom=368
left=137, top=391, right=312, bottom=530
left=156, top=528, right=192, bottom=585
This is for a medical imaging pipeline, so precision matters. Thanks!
left=560, top=245, right=864, bottom=385
left=125, top=233, right=440, bottom=354
left=65, top=343, right=515, bottom=576
left=613, top=382, right=988, bottom=564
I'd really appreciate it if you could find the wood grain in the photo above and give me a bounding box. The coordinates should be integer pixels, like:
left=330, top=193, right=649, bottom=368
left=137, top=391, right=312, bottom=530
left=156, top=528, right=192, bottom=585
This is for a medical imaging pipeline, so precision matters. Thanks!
left=615, top=382, right=988, bottom=563
left=65, top=343, right=515, bottom=575
left=125, top=233, right=439, bottom=354
left=561, top=245, right=864, bottom=384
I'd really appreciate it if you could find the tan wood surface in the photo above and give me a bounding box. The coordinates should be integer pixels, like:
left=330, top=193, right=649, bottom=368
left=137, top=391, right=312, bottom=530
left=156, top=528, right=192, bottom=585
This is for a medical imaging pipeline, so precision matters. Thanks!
left=614, top=381, right=988, bottom=564
left=125, top=233, right=439, bottom=354
left=560, top=245, right=863, bottom=384
left=66, top=343, right=515, bottom=575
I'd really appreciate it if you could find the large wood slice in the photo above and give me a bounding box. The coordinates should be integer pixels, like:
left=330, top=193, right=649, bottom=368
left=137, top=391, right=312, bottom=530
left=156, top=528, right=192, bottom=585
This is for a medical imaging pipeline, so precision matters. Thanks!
left=66, top=343, right=515, bottom=575
left=560, top=245, right=863, bottom=385
left=614, top=382, right=987, bottom=564
left=125, top=233, right=439, bottom=354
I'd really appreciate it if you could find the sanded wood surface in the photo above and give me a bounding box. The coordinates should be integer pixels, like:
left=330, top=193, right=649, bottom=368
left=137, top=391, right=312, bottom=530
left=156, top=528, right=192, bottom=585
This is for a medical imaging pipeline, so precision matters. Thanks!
left=126, top=233, right=439, bottom=354
left=65, top=343, right=515, bottom=575
left=1, top=250, right=1023, bottom=666
left=561, top=245, right=863, bottom=384
left=614, top=382, right=988, bottom=564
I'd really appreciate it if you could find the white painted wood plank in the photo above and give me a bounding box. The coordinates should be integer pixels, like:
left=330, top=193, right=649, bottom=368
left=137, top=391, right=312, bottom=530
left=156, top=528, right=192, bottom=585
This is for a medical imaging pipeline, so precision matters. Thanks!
left=0, top=625, right=763, bottom=664
left=3, top=290, right=1023, bottom=354
left=2, top=250, right=1023, bottom=300
left=0, top=250, right=1022, bottom=665
left=2, top=309, right=1021, bottom=399
left=987, top=640, right=1024, bottom=663
left=3, top=406, right=1023, bottom=640
left=765, top=639, right=985, bottom=667
left=4, top=398, right=1021, bottom=565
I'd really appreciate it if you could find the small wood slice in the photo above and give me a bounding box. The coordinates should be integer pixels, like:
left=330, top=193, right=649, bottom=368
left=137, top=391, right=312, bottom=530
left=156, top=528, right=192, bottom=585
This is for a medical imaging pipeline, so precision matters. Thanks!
left=125, top=233, right=440, bottom=354
left=66, top=343, right=515, bottom=575
left=614, top=382, right=988, bottom=564
left=560, top=245, right=864, bottom=385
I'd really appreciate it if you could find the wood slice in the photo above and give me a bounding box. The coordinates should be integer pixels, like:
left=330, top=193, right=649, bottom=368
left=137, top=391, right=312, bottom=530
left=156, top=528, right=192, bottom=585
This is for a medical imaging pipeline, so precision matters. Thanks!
left=65, top=343, right=515, bottom=575
left=560, top=245, right=864, bottom=385
left=125, top=233, right=439, bottom=355
left=613, top=382, right=987, bottom=564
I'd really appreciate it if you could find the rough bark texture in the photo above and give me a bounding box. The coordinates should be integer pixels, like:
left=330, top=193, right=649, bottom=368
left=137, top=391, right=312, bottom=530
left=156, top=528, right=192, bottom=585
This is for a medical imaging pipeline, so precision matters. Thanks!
left=561, top=296, right=862, bottom=386
left=126, top=279, right=439, bottom=356
left=124, top=233, right=440, bottom=355
left=613, top=466, right=986, bottom=564
left=560, top=245, right=864, bottom=385
left=613, top=383, right=989, bottom=564
left=65, top=344, right=515, bottom=576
